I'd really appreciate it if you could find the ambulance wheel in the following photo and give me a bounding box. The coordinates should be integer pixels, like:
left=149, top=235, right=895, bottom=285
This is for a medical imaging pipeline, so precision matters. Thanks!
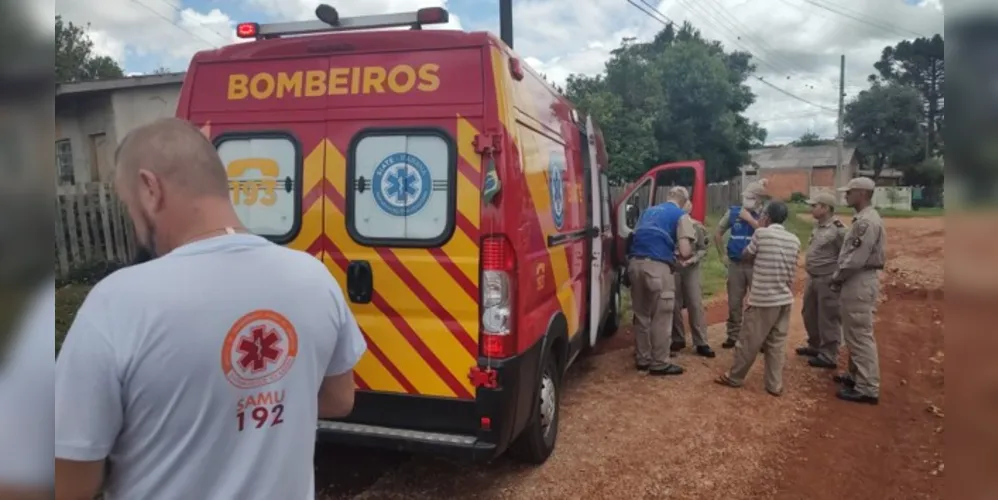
left=601, top=278, right=622, bottom=338
left=509, top=352, right=560, bottom=464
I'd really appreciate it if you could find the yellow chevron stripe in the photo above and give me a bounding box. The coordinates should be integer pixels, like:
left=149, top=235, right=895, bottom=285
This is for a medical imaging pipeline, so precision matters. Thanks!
left=324, top=140, right=476, bottom=396
left=287, top=143, right=324, bottom=253
left=321, top=261, right=407, bottom=393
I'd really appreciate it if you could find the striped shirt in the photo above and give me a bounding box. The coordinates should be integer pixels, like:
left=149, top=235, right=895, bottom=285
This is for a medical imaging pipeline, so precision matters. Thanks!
left=744, top=223, right=801, bottom=307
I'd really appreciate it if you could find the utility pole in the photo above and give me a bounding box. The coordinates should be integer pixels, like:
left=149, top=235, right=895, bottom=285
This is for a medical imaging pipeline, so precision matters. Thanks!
left=835, top=54, right=846, bottom=199
left=499, top=0, right=513, bottom=48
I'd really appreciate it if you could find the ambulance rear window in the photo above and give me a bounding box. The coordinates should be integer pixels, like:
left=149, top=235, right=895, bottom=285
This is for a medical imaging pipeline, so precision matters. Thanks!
left=215, top=132, right=301, bottom=242
left=347, top=128, right=456, bottom=247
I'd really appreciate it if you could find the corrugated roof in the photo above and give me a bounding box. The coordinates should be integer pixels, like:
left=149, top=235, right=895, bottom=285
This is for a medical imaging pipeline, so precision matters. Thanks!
left=747, top=145, right=856, bottom=169
left=56, top=72, right=186, bottom=96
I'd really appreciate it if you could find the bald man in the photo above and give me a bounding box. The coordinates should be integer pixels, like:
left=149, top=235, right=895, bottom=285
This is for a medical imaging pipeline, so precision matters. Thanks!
left=55, top=118, right=367, bottom=500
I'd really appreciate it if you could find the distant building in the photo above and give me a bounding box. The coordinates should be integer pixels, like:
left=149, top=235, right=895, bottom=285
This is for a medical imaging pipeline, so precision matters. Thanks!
left=740, top=144, right=861, bottom=201
left=55, top=73, right=185, bottom=185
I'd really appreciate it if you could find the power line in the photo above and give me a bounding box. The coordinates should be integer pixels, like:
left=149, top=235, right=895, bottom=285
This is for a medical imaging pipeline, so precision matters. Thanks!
left=798, top=0, right=929, bottom=39
left=692, top=0, right=809, bottom=79
left=627, top=0, right=673, bottom=25
left=148, top=0, right=233, bottom=44
left=753, top=76, right=837, bottom=111
left=755, top=110, right=834, bottom=122
left=626, top=0, right=837, bottom=112
left=129, top=0, right=220, bottom=49
left=640, top=0, right=789, bottom=77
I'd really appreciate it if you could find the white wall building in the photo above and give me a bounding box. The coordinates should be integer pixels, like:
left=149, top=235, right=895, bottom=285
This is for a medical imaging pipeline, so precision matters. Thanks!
left=55, top=73, right=185, bottom=185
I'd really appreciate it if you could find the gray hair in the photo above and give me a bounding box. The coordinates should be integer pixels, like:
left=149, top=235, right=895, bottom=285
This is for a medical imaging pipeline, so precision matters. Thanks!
left=666, top=186, right=690, bottom=204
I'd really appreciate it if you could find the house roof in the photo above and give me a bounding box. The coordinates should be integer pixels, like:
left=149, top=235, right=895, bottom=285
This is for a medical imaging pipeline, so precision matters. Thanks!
left=56, top=72, right=186, bottom=96
left=746, top=144, right=857, bottom=170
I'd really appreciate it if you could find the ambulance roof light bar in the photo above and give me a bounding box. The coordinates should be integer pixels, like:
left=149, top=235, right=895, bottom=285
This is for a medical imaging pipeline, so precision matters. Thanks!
left=236, top=5, right=450, bottom=40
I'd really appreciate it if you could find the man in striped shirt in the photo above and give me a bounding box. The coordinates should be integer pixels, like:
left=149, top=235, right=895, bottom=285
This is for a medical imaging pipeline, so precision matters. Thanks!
left=716, top=201, right=800, bottom=396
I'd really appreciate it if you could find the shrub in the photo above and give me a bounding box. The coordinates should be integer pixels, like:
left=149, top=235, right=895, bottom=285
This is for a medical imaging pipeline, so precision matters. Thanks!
left=55, top=260, right=126, bottom=288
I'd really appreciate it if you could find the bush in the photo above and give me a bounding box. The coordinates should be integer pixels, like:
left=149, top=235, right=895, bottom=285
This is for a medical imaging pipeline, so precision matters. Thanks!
left=56, top=260, right=126, bottom=288
left=788, top=191, right=808, bottom=203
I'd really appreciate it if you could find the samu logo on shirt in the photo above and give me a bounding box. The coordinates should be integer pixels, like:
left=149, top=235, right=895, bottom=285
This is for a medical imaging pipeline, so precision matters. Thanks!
left=222, top=310, right=298, bottom=432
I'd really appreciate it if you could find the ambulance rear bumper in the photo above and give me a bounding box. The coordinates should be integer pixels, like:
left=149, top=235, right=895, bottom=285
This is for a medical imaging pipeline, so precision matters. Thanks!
left=314, top=339, right=543, bottom=462
left=315, top=420, right=497, bottom=460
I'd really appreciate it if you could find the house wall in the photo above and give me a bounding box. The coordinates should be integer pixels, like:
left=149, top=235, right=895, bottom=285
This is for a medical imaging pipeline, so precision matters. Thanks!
left=761, top=168, right=810, bottom=200
left=111, top=85, right=180, bottom=147
left=759, top=158, right=860, bottom=201
left=810, top=166, right=835, bottom=187
left=55, top=93, right=114, bottom=184
left=55, top=83, right=181, bottom=185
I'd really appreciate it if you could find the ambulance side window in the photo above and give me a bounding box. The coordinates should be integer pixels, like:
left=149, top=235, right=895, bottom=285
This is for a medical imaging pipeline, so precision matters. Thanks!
left=347, top=128, right=456, bottom=247
left=215, top=132, right=301, bottom=242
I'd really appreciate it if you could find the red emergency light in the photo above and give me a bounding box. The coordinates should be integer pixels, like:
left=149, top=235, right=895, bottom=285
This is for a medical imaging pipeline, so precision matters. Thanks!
left=236, top=22, right=259, bottom=38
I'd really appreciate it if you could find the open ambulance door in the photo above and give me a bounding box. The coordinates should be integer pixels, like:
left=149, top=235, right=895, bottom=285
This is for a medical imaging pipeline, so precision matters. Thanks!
left=611, top=160, right=707, bottom=266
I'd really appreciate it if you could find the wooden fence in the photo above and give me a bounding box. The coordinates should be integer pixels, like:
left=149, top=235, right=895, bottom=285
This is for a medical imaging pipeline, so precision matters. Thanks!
left=55, top=183, right=135, bottom=278
left=609, top=177, right=743, bottom=214
left=55, top=177, right=745, bottom=278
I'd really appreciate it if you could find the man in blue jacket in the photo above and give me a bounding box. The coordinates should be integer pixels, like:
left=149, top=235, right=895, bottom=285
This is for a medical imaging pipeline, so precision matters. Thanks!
left=627, top=186, right=696, bottom=376
left=714, top=180, right=769, bottom=349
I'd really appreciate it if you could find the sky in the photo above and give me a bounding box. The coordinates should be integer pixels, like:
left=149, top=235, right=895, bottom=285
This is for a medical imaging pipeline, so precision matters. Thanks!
left=53, top=0, right=953, bottom=145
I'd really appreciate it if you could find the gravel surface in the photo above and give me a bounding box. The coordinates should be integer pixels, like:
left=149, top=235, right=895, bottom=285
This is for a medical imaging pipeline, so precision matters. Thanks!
left=315, top=216, right=945, bottom=500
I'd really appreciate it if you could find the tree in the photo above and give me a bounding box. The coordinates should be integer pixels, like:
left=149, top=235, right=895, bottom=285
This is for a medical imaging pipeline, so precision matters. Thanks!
left=564, top=21, right=764, bottom=183
left=153, top=66, right=174, bottom=75
left=56, top=15, right=125, bottom=83
left=792, top=131, right=830, bottom=147
left=872, top=35, right=944, bottom=157
left=843, top=83, right=924, bottom=178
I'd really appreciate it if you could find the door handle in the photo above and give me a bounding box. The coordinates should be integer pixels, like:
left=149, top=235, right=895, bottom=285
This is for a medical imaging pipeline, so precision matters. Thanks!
left=346, top=260, right=373, bottom=304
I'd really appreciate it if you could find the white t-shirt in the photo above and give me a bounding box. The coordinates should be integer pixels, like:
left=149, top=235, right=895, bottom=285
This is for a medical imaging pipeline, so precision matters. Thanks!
left=55, top=234, right=366, bottom=500
left=0, top=279, right=54, bottom=489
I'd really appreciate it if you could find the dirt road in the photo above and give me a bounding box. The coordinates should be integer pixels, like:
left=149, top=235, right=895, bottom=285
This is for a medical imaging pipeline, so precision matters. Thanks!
left=315, top=216, right=944, bottom=500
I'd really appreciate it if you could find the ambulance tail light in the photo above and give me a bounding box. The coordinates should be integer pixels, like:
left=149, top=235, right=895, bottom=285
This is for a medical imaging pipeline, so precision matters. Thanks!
left=481, top=235, right=516, bottom=358
left=236, top=22, right=259, bottom=39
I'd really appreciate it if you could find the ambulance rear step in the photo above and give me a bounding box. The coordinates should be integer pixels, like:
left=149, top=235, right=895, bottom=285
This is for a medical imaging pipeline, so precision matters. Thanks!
left=317, top=420, right=476, bottom=446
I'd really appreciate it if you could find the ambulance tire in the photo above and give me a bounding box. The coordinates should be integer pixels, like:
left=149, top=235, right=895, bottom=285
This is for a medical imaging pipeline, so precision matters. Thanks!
left=601, top=280, right=621, bottom=338
left=508, top=351, right=560, bottom=464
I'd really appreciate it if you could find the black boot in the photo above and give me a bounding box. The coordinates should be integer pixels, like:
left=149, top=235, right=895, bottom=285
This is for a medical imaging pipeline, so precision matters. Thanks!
left=695, top=345, right=716, bottom=358
left=836, top=387, right=878, bottom=405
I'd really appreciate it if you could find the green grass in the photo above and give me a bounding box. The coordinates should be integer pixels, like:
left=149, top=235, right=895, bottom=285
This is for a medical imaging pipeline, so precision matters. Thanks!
left=56, top=284, right=92, bottom=355
left=697, top=211, right=813, bottom=300
left=789, top=201, right=944, bottom=218
left=877, top=206, right=944, bottom=218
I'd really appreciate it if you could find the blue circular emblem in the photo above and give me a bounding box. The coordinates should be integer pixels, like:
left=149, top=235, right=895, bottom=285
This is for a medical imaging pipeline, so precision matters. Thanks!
left=548, top=152, right=565, bottom=230
left=372, top=152, right=432, bottom=217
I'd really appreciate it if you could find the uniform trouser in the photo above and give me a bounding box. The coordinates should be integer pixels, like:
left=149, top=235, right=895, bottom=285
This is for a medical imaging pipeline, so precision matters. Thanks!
left=672, top=264, right=708, bottom=347
left=841, top=270, right=881, bottom=397
left=801, top=273, right=842, bottom=363
left=725, top=260, right=754, bottom=341
left=727, top=304, right=793, bottom=394
left=628, top=259, right=676, bottom=369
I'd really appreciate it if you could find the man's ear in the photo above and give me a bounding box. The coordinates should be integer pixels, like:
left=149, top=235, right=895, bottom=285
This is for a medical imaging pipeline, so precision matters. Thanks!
left=136, top=169, right=164, bottom=211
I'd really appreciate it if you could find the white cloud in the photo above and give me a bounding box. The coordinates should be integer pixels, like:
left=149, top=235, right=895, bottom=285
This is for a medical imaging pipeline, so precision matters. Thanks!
left=87, top=29, right=127, bottom=62
left=248, top=0, right=463, bottom=30
left=57, top=0, right=944, bottom=144
left=504, top=0, right=943, bottom=144
left=56, top=0, right=242, bottom=71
